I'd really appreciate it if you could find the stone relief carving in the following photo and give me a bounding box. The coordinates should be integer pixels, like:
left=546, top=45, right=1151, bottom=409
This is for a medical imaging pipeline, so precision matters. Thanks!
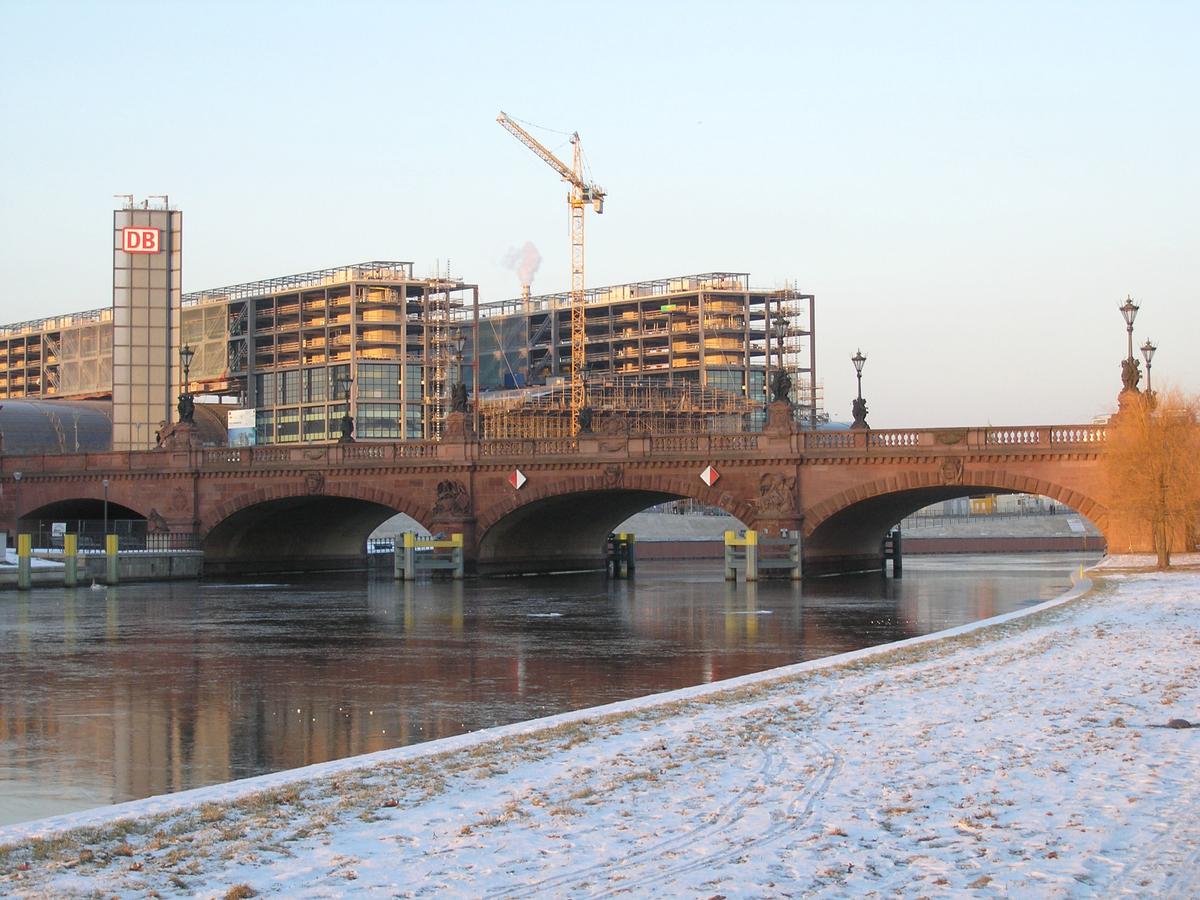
left=934, top=429, right=968, bottom=446
left=304, top=472, right=326, bottom=495
left=602, top=464, right=623, bottom=488
left=433, top=479, right=470, bottom=516
left=939, top=457, right=964, bottom=485
left=754, top=472, right=797, bottom=516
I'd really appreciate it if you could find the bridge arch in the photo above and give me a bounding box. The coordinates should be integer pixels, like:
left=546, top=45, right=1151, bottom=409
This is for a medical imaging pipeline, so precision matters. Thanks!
left=202, top=482, right=434, bottom=575
left=8, top=479, right=154, bottom=541
left=802, top=470, right=1108, bottom=575
left=475, top=471, right=751, bottom=575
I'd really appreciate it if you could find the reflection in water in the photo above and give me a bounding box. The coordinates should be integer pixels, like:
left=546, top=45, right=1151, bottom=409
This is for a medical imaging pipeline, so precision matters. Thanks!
left=0, top=553, right=1096, bottom=826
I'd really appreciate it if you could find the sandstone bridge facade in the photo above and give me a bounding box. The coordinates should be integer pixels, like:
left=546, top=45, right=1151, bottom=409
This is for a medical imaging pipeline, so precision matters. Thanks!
left=1, top=413, right=1123, bottom=576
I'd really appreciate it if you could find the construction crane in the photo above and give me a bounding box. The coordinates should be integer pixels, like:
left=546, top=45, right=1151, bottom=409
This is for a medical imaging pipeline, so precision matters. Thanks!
left=497, top=111, right=605, bottom=434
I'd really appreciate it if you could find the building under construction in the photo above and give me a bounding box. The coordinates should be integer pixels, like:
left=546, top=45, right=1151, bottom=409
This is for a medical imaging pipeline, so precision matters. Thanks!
left=476, top=272, right=817, bottom=435
left=0, top=205, right=820, bottom=446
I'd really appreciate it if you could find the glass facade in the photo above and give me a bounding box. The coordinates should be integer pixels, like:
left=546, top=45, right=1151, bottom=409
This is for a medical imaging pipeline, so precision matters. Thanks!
left=358, top=402, right=402, bottom=439
left=276, top=406, right=300, bottom=442
left=303, top=367, right=327, bottom=403
left=303, top=405, right=326, bottom=441
left=359, top=363, right=401, bottom=401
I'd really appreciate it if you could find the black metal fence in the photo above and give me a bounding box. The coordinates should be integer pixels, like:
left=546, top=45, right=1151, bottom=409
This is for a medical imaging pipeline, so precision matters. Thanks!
left=17, top=519, right=199, bottom=551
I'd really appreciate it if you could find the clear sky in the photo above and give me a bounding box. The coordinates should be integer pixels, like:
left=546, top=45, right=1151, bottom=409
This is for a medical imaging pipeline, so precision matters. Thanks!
left=1, top=0, right=1196, bottom=427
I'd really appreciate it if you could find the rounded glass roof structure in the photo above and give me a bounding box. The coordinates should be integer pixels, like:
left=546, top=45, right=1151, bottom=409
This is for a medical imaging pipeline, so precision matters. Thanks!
left=0, top=400, right=112, bottom=455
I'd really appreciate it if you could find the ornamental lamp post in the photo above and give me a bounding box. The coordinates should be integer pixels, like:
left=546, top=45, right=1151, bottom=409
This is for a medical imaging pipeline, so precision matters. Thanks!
left=1119, top=296, right=1139, bottom=362
left=180, top=343, right=195, bottom=390
left=1118, top=296, right=1142, bottom=398
left=178, top=343, right=196, bottom=424
left=337, top=373, right=354, bottom=442
left=850, top=349, right=870, bottom=430
left=1141, top=339, right=1157, bottom=398
left=773, top=315, right=788, bottom=372
left=451, top=327, right=466, bottom=391
left=12, top=470, right=21, bottom=537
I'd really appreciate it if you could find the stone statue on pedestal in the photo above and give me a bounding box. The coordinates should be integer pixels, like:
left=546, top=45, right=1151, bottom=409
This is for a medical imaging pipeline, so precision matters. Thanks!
left=851, top=396, right=870, bottom=430
left=769, top=369, right=792, bottom=404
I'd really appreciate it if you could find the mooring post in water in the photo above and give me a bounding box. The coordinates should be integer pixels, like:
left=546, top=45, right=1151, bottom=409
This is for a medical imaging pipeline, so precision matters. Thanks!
left=892, top=527, right=903, bottom=577
left=403, top=531, right=416, bottom=582
left=789, top=530, right=803, bottom=581
left=606, top=533, right=636, bottom=579
left=63, top=533, right=78, bottom=588
left=620, top=533, right=635, bottom=577
left=17, top=533, right=32, bottom=590
left=393, top=533, right=404, bottom=580
left=105, top=534, right=119, bottom=586
left=724, top=530, right=758, bottom=582
left=745, top=529, right=758, bottom=582
left=451, top=532, right=464, bottom=580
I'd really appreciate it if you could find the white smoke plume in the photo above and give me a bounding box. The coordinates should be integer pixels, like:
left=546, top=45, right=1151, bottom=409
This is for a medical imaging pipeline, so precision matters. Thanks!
left=502, top=241, right=542, bottom=288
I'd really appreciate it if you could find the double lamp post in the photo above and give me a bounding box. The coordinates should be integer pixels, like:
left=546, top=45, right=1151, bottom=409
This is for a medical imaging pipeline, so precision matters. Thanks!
left=1118, top=296, right=1157, bottom=400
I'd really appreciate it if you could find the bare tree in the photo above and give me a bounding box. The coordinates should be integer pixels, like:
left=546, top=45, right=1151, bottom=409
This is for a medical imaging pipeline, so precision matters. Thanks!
left=1103, top=386, right=1200, bottom=568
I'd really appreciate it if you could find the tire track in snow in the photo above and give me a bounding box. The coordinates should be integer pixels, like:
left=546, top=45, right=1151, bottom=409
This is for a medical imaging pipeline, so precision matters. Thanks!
left=485, top=740, right=786, bottom=898
left=587, top=737, right=842, bottom=897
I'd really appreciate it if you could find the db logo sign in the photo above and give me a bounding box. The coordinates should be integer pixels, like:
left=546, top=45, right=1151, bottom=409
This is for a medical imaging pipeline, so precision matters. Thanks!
left=122, top=227, right=161, bottom=254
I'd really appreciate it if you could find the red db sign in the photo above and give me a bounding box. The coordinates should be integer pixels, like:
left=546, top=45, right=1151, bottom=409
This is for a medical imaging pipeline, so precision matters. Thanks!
left=122, top=227, right=161, bottom=254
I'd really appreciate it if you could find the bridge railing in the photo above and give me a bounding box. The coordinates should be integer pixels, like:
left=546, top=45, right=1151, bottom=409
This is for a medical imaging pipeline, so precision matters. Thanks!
left=0, top=424, right=1109, bottom=481
left=479, top=438, right=580, bottom=458
left=799, top=425, right=1106, bottom=452
left=198, top=441, right=442, bottom=468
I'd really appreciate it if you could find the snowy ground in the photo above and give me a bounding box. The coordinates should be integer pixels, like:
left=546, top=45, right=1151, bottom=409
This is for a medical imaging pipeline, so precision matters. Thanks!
left=2, top=561, right=1199, bottom=897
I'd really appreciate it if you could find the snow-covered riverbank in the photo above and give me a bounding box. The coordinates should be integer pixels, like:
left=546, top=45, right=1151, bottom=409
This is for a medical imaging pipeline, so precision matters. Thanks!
left=2, top=561, right=1198, bottom=897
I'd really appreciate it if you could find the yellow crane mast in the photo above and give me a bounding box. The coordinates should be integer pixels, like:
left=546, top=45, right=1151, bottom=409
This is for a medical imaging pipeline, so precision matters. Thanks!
left=497, top=111, right=605, bottom=434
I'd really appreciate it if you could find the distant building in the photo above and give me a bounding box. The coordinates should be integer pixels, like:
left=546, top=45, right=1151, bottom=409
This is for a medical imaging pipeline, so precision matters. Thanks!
left=0, top=206, right=820, bottom=447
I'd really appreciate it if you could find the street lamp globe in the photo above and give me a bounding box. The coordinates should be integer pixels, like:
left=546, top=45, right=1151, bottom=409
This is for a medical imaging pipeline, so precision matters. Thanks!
left=180, top=343, right=195, bottom=381
left=1119, top=296, right=1139, bottom=330
left=851, top=349, right=867, bottom=378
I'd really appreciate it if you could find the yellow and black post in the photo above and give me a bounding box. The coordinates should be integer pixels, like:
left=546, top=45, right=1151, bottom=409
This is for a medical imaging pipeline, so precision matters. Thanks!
left=63, top=533, right=78, bottom=588
left=17, top=533, right=32, bottom=591
left=105, top=534, right=119, bottom=586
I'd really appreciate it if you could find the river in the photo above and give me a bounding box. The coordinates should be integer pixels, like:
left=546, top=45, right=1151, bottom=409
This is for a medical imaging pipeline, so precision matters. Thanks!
left=0, top=552, right=1098, bottom=827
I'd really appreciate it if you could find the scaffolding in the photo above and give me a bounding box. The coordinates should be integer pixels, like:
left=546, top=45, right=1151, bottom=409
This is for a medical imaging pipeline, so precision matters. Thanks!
left=768, top=282, right=825, bottom=428
left=479, top=375, right=761, bottom=439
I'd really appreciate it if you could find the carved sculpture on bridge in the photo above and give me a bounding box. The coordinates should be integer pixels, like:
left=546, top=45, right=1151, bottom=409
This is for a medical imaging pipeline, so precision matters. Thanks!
left=450, top=381, right=469, bottom=414
left=147, top=508, right=169, bottom=534
left=754, top=471, right=797, bottom=516
left=433, top=479, right=471, bottom=516
left=177, top=392, right=195, bottom=424
left=851, top=396, right=870, bottom=430
left=1120, top=356, right=1142, bottom=393
left=769, top=368, right=792, bottom=404
left=939, top=457, right=964, bottom=485
left=304, top=472, right=326, bottom=495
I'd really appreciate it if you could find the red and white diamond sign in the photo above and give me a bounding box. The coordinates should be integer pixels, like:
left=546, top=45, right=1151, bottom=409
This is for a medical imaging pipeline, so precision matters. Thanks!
left=699, top=465, right=720, bottom=487
left=508, top=468, right=527, bottom=490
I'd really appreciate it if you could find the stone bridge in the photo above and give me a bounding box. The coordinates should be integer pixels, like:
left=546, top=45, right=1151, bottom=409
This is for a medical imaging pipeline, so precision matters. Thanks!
left=0, top=409, right=1122, bottom=576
